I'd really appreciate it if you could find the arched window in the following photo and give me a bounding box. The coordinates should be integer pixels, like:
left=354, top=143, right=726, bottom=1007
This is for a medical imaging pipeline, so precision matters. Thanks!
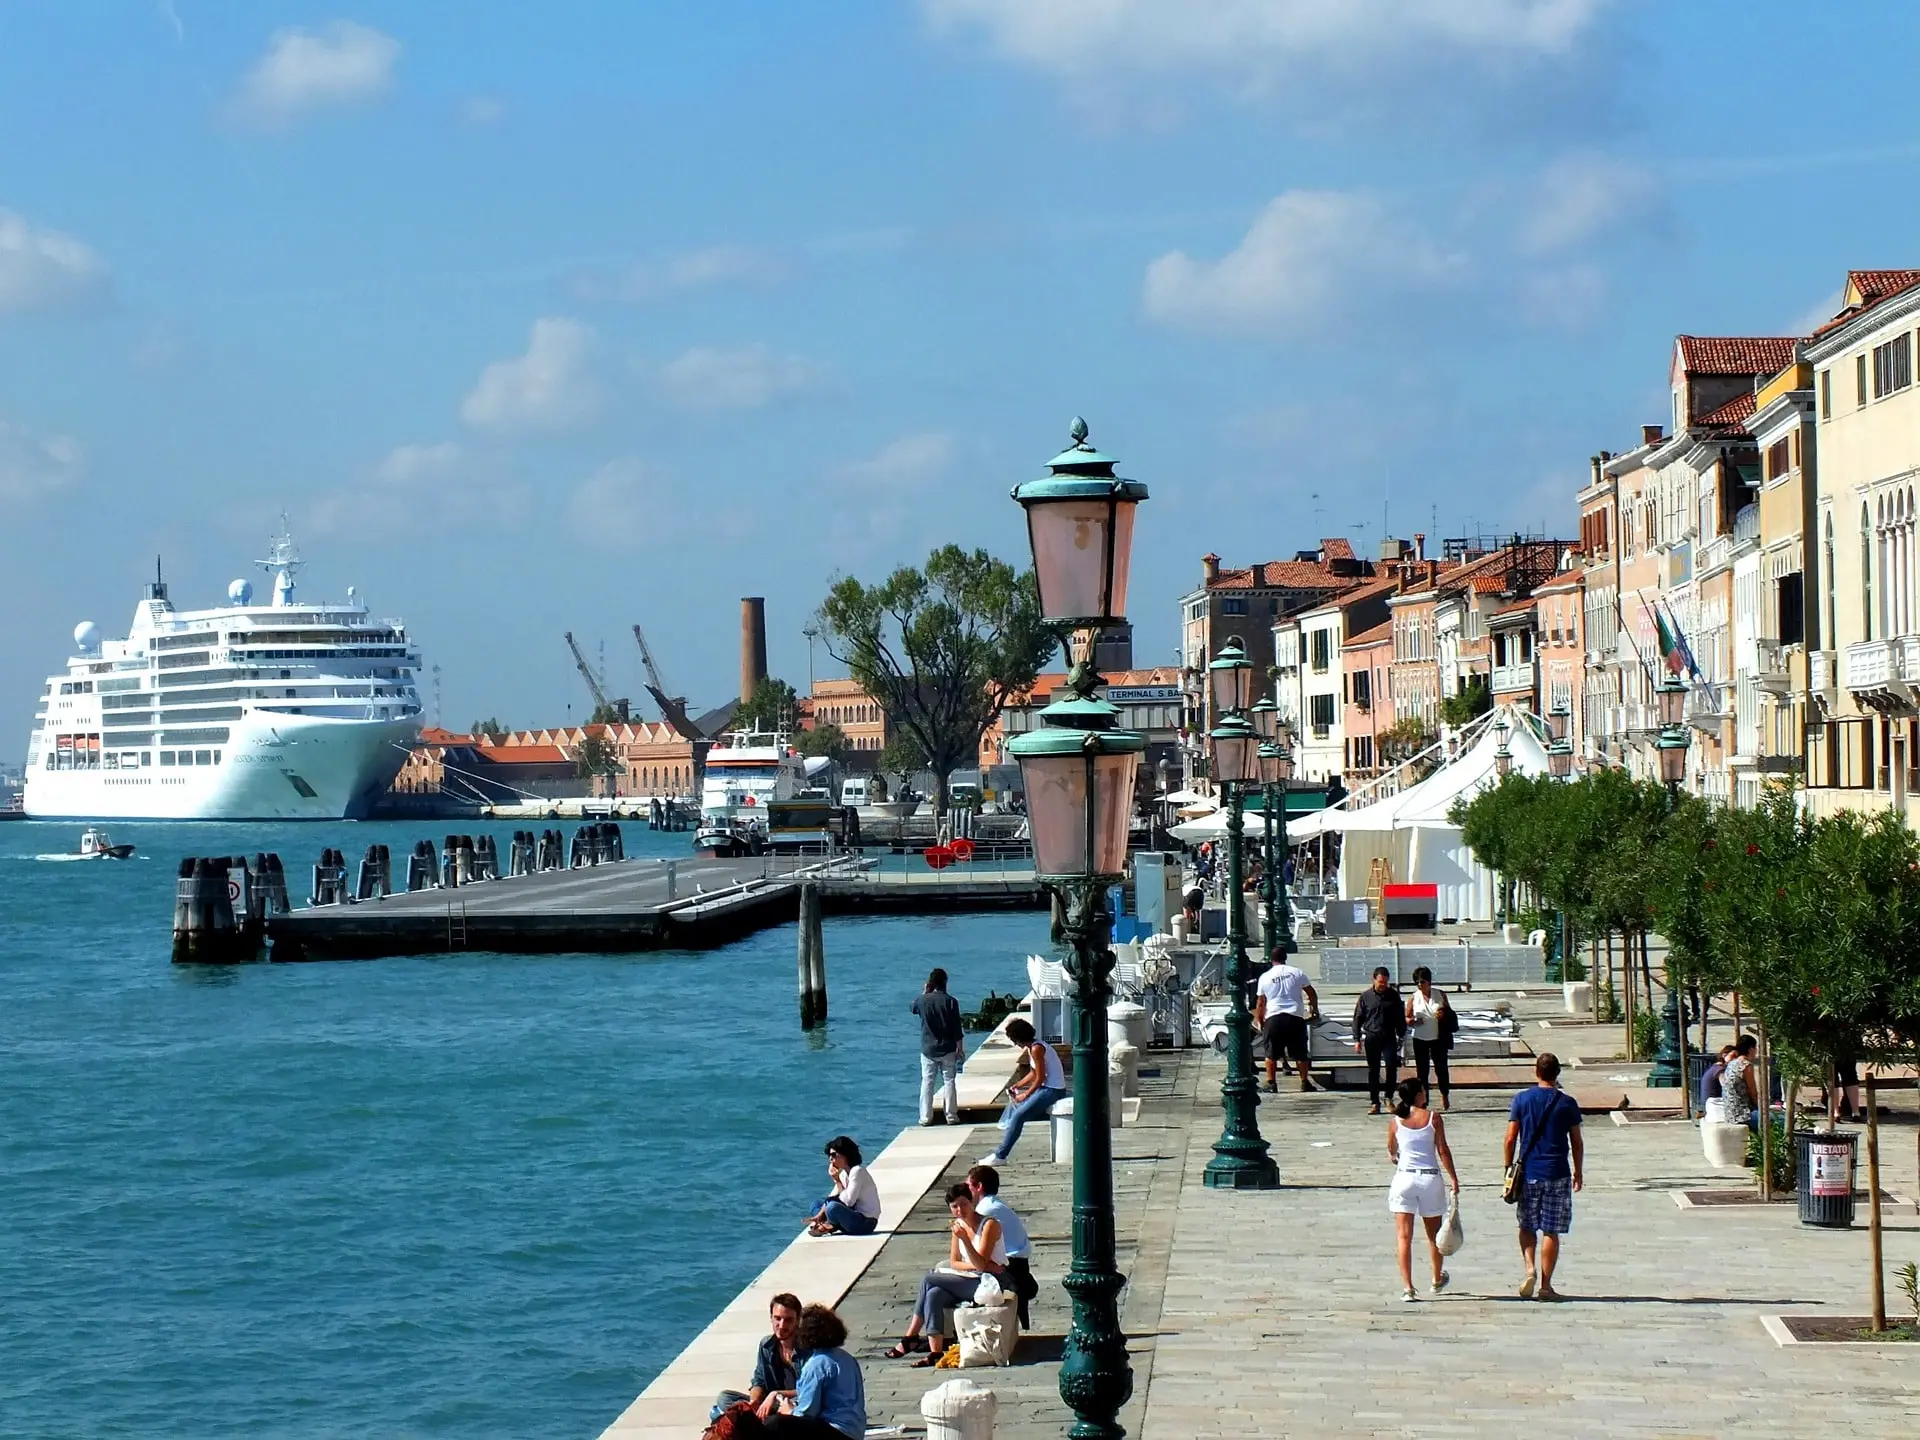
left=1823, top=512, right=1836, bottom=649
left=1864, top=503, right=1876, bottom=641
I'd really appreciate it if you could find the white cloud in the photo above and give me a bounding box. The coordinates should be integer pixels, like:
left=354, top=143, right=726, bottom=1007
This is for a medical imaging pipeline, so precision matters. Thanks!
left=0, top=209, right=110, bottom=315
left=1143, top=190, right=1464, bottom=338
left=573, top=244, right=783, bottom=303
left=1788, top=289, right=1843, bottom=337
left=457, top=94, right=506, bottom=127
left=0, top=417, right=83, bottom=502
left=567, top=457, right=674, bottom=548
left=837, top=432, right=957, bottom=491
left=375, top=441, right=464, bottom=485
left=233, top=21, right=400, bottom=127
left=461, top=318, right=600, bottom=432
left=1517, top=262, right=1607, bottom=329
left=1518, top=152, right=1659, bottom=256
left=925, top=0, right=1610, bottom=90
left=656, top=343, right=827, bottom=411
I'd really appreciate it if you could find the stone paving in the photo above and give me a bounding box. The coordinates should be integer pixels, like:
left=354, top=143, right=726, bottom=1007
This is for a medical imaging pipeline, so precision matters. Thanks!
left=615, top=986, right=1920, bottom=1438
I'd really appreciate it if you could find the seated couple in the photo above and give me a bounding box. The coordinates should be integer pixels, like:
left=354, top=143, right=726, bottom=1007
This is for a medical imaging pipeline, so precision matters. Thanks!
left=884, top=1167, right=1035, bottom=1366
left=806, top=1136, right=880, bottom=1237
left=710, top=1293, right=865, bottom=1440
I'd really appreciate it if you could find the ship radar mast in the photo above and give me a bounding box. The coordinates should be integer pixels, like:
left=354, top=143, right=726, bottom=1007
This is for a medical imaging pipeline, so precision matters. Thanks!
left=257, top=514, right=305, bottom=607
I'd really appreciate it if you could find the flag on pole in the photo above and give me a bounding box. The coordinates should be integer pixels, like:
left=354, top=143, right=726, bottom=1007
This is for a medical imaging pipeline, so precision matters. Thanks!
left=1652, top=605, right=1686, bottom=675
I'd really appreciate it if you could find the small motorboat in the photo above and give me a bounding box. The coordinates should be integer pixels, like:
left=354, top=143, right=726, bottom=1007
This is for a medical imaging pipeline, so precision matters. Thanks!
left=79, top=827, right=136, bottom=860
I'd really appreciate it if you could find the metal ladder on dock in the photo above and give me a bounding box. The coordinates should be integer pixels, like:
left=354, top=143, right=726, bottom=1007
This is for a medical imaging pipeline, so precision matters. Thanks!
left=445, top=900, right=469, bottom=951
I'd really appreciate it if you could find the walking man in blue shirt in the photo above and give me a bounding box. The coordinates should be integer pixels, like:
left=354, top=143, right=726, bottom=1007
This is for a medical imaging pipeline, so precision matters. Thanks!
left=1504, top=1052, right=1584, bottom=1302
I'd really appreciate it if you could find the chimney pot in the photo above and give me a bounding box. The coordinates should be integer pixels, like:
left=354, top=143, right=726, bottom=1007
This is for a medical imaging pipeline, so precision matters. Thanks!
left=1641, top=424, right=1663, bottom=446
left=1202, top=553, right=1220, bottom=584
left=1413, top=532, right=1425, bottom=562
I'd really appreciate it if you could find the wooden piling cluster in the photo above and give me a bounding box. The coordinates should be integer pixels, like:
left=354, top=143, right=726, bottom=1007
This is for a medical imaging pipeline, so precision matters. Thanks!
left=172, top=852, right=291, bottom=964
left=569, top=822, right=624, bottom=867
left=796, top=881, right=828, bottom=1028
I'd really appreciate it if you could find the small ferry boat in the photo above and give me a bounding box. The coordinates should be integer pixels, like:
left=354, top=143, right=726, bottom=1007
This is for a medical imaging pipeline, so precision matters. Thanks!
left=693, top=727, right=833, bottom=857
left=79, top=827, right=135, bottom=859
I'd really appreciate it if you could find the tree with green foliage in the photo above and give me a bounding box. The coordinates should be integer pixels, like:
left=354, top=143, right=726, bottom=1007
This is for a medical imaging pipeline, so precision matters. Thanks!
left=588, top=701, right=628, bottom=726
left=735, top=677, right=800, bottom=734
left=574, top=733, right=620, bottom=779
left=1439, top=678, right=1491, bottom=727
left=880, top=731, right=928, bottom=783
left=470, top=717, right=507, bottom=740
left=794, top=721, right=853, bottom=765
left=816, top=545, right=1053, bottom=815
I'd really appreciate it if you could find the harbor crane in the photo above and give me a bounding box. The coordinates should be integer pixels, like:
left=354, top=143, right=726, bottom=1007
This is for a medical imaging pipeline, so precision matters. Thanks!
left=563, top=631, right=628, bottom=723
left=632, top=624, right=704, bottom=741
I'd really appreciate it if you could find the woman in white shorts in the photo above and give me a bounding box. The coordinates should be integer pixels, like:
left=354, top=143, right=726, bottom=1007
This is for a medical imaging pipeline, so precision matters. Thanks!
left=1386, top=1077, right=1460, bottom=1302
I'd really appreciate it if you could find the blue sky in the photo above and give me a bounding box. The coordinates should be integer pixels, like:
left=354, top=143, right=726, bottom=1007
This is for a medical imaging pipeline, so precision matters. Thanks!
left=3, top=1, right=1917, bottom=742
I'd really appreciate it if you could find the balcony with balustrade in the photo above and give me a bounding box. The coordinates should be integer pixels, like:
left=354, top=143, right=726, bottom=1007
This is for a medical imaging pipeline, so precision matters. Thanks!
left=1754, top=639, right=1793, bottom=697
left=1845, top=635, right=1920, bottom=710
left=1810, top=648, right=1836, bottom=696
left=1490, top=659, right=1537, bottom=701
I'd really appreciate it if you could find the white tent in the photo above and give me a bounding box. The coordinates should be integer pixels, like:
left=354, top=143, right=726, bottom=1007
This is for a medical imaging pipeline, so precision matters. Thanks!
left=1168, top=808, right=1281, bottom=843
left=1295, top=710, right=1553, bottom=922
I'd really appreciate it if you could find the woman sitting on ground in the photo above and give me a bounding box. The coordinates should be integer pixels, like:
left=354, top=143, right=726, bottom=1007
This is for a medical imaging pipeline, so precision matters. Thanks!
left=806, top=1136, right=880, bottom=1237
left=885, top=1182, right=1006, bottom=1366
left=765, top=1303, right=866, bottom=1439
left=980, top=1019, right=1066, bottom=1166
left=1385, top=1076, right=1460, bottom=1303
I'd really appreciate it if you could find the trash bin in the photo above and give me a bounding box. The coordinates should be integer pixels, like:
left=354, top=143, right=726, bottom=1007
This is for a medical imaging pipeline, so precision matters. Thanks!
left=1795, top=1129, right=1858, bottom=1228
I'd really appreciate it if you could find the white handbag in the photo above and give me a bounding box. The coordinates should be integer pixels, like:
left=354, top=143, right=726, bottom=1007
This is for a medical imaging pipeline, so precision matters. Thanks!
left=957, top=1296, right=1020, bottom=1367
left=1435, top=1194, right=1466, bottom=1256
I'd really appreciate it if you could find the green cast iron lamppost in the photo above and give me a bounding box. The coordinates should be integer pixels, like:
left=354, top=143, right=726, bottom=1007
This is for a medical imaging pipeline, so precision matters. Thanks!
left=1008, top=417, right=1146, bottom=1440
left=1202, top=638, right=1281, bottom=1190
left=1249, top=697, right=1296, bottom=957
left=1650, top=673, right=1694, bottom=1091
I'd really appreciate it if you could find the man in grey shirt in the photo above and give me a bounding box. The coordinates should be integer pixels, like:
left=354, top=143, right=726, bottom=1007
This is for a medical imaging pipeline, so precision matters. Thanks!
left=913, top=967, right=966, bottom=1125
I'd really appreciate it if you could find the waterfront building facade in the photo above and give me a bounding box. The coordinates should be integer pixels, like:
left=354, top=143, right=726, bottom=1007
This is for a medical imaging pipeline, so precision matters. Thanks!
left=808, top=678, right=893, bottom=754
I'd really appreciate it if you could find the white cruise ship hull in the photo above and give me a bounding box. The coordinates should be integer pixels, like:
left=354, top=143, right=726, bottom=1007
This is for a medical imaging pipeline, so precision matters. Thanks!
left=23, top=713, right=418, bottom=821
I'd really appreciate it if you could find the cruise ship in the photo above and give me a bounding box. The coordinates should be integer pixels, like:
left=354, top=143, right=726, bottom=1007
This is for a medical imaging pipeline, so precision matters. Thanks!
left=23, top=526, right=423, bottom=820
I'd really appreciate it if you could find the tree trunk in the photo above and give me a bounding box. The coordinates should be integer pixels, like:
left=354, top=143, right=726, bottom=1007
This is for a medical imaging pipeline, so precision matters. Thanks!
left=932, top=767, right=951, bottom=820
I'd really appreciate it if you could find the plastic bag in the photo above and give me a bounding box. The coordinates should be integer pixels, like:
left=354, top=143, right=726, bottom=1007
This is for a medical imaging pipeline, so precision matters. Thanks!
left=957, top=1299, right=1019, bottom=1367
left=973, top=1273, right=1004, bottom=1305
left=1435, top=1194, right=1465, bottom=1256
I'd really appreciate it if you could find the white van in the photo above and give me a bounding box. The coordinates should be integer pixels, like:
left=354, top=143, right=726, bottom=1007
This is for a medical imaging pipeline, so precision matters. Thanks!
left=840, top=777, right=873, bottom=808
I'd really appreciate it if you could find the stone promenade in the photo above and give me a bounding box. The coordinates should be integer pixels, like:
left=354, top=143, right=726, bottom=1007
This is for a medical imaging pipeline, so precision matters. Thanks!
left=610, top=991, right=1920, bottom=1438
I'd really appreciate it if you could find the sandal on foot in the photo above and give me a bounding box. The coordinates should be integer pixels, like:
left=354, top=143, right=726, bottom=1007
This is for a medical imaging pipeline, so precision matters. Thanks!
left=910, top=1351, right=943, bottom=1368
left=883, top=1340, right=918, bottom=1359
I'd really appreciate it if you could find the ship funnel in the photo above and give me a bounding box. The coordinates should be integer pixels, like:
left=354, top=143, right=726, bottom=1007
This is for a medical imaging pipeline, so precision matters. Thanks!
left=741, top=597, right=768, bottom=704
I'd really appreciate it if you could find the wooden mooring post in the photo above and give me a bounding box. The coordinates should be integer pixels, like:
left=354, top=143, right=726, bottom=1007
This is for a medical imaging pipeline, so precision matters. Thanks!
left=797, top=882, right=827, bottom=1028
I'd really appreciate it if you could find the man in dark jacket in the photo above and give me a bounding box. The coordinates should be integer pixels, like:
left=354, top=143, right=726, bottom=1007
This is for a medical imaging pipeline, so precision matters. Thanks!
left=913, top=967, right=966, bottom=1125
left=1352, top=966, right=1407, bottom=1114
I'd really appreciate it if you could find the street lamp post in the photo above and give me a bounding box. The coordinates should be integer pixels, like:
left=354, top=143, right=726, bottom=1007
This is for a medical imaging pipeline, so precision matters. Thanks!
left=1250, top=698, right=1291, bottom=958
left=1547, top=699, right=1573, bottom=780
left=1203, top=639, right=1281, bottom=1191
left=1493, top=712, right=1513, bottom=780
left=1649, top=674, right=1693, bottom=1091
left=1008, top=418, right=1146, bottom=1440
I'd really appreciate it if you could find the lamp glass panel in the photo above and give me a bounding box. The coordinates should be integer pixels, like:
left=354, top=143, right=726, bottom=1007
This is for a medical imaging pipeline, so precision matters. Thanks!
left=1209, top=656, right=1250, bottom=714
left=1212, top=730, right=1259, bottom=783
left=1276, top=751, right=1293, bottom=781
left=1659, top=739, right=1686, bottom=785
left=1016, top=747, right=1140, bottom=879
left=1259, top=748, right=1281, bottom=784
left=1025, top=497, right=1136, bottom=624
left=1250, top=701, right=1278, bottom=739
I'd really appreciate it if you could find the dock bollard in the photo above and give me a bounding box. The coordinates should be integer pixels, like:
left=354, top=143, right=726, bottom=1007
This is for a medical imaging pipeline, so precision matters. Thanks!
left=608, top=822, right=623, bottom=861
left=265, top=853, right=290, bottom=915
left=171, top=858, right=196, bottom=962
left=356, top=844, right=380, bottom=901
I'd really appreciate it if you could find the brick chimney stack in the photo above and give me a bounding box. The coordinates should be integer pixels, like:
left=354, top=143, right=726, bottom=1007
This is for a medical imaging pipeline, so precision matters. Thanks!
left=1413, top=532, right=1425, bottom=562
left=1202, top=553, right=1220, bottom=585
left=740, top=597, right=768, bottom=704
left=1642, top=424, right=1663, bottom=446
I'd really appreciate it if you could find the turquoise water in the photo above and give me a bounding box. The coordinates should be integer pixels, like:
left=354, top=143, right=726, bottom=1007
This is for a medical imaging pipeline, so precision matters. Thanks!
left=0, top=819, right=1041, bottom=1437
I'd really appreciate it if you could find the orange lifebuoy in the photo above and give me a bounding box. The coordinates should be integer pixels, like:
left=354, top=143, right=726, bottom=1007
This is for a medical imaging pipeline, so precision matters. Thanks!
left=925, top=845, right=955, bottom=870
left=744, top=794, right=757, bottom=806
left=949, top=838, right=975, bottom=862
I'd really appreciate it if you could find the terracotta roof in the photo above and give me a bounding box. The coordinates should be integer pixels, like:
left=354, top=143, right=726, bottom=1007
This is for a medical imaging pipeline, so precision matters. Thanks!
left=1696, top=391, right=1756, bottom=431
left=1342, top=619, right=1394, bottom=648
left=1209, top=560, right=1357, bottom=591
left=1810, top=270, right=1920, bottom=338
left=1534, top=569, right=1584, bottom=595
left=1320, top=537, right=1355, bottom=561
left=476, top=744, right=571, bottom=765
left=1492, top=598, right=1537, bottom=618
left=418, top=726, right=472, bottom=745
left=1675, top=335, right=1798, bottom=376
left=811, top=678, right=877, bottom=698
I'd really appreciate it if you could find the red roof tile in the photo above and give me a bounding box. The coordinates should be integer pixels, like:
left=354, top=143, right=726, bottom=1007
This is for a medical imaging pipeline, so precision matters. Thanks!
left=1809, top=270, right=1920, bottom=338
left=1209, top=560, right=1358, bottom=591
left=1342, top=619, right=1394, bottom=648
left=1696, top=391, right=1756, bottom=431
left=478, top=744, right=571, bottom=765
left=1675, top=335, right=1798, bottom=376
left=1320, top=537, right=1355, bottom=561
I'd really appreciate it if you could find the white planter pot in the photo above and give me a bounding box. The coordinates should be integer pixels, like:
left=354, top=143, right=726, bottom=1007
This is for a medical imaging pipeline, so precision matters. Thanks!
left=1702, top=1120, right=1748, bottom=1168
left=1564, top=981, right=1592, bottom=1014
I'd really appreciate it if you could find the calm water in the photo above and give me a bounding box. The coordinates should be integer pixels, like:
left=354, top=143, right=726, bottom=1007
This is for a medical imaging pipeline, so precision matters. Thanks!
left=0, top=819, right=1042, bottom=1437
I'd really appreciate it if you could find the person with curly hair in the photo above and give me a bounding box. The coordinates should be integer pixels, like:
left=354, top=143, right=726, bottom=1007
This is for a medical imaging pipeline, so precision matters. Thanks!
left=766, top=1304, right=865, bottom=1439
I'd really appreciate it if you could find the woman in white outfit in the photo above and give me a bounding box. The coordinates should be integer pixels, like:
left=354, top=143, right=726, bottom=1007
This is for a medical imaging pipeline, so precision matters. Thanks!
left=1386, top=1077, right=1460, bottom=1302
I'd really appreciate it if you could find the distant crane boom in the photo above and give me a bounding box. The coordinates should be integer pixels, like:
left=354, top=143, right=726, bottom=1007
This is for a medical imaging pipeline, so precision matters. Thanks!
left=564, top=631, right=628, bottom=722
left=632, top=624, right=704, bottom=741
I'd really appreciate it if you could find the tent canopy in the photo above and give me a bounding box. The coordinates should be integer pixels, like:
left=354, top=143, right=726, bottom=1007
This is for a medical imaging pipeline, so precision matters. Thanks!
left=1285, top=709, right=1553, bottom=841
